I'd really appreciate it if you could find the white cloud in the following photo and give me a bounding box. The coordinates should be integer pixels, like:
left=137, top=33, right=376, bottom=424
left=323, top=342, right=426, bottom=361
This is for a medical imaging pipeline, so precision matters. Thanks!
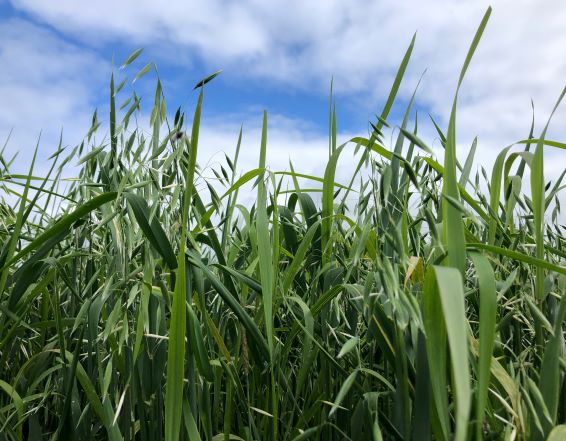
left=202, top=113, right=358, bottom=180
left=0, top=18, right=108, bottom=173
left=3, top=1, right=566, bottom=218
left=9, top=1, right=566, bottom=138
left=130, top=111, right=359, bottom=209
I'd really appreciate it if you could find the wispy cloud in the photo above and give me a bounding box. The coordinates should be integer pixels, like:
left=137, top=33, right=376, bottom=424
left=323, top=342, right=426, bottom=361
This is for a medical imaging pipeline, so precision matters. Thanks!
left=2, top=1, right=566, bottom=213
left=9, top=1, right=566, bottom=141
left=0, top=18, right=107, bottom=168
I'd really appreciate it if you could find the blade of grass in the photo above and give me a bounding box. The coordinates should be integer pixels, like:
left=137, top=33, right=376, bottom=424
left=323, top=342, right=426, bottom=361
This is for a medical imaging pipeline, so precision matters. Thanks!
left=425, top=266, right=471, bottom=441
left=442, top=6, right=491, bottom=275
left=164, top=87, right=203, bottom=441
left=469, top=252, right=497, bottom=440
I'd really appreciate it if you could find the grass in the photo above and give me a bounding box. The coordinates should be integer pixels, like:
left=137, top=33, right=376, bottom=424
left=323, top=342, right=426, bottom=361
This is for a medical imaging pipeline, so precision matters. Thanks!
left=2, top=6, right=566, bottom=440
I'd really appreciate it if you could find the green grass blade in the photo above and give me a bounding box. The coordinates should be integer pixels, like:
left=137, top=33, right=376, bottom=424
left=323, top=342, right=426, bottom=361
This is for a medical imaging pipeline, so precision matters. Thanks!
left=488, top=146, right=512, bottom=245
left=459, top=137, right=477, bottom=188
left=165, top=87, right=203, bottom=441
left=469, top=252, right=497, bottom=440
left=187, top=303, right=214, bottom=382
left=377, top=33, right=416, bottom=133
left=110, top=72, right=117, bottom=162
left=531, top=85, right=566, bottom=300
left=442, top=7, right=491, bottom=275
left=0, top=379, right=24, bottom=439
left=0, top=144, right=38, bottom=297
left=125, top=192, right=177, bottom=268
left=466, top=243, right=566, bottom=275
left=193, top=70, right=222, bottom=89
left=120, top=48, right=144, bottom=69
left=329, top=369, right=358, bottom=417
left=423, top=267, right=449, bottom=441
left=188, top=252, right=270, bottom=361
left=321, top=145, right=345, bottom=265
left=547, top=426, right=566, bottom=441
left=1, top=192, right=118, bottom=271
left=425, top=266, right=471, bottom=441
left=256, top=111, right=274, bottom=358
left=536, top=293, right=566, bottom=438
left=282, top=220, right=321, bottom=294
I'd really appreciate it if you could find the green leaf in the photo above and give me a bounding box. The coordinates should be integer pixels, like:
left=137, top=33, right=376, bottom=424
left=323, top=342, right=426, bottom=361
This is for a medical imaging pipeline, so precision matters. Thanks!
left=466, top=243, right=566, bottom=276
left=469, top=252, right=497, bottom=441
left=337, top=336, right=359, bottom=359
left=322, top=145, right=345, bottom=265
left=424, top=266, right=471, bottom=441
left=459, top=137, right=477, bottom=187
left=442, top=7, right=492, bottom=275
left=329, top=369, right=358, bottom=417
left=376, top=33, right=416, bottom=132
left=165, top=87, right=204, bottom=441
left=1, top=192, right=118, bottom=271
left=133, top=62, right=153, bottom=83
left=537, top=293, right=566, bottom=436
left=124, top=192, right=177, bottom=269
left=77, top=145, right=106, bottom=165
left=188, top=252, right=270, bottom=361
left=488, top=146, right=512, bottom=245
left=531, top=84, right=566, bottom=299
left=256, top=111, right=274, bottom=358
left=0, top=379, right=24, bottom=437
left=187, top=303, right=215, bottom=382
left=120, top=48, right=144, bottom=69
left=194, top=70, right=223, bottom=89
left=547, top=425, right=566, bottom=441
left=282, top=220, right=321, bottom=294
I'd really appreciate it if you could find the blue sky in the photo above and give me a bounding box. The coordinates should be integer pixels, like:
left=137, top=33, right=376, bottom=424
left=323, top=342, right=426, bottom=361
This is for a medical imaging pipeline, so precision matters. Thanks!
left=1, top=0, right=566, bottom=202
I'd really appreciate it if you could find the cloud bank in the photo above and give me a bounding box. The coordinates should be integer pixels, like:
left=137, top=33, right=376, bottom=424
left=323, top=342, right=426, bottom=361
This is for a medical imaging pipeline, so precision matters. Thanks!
left=2, top=0, right=566, bottom=214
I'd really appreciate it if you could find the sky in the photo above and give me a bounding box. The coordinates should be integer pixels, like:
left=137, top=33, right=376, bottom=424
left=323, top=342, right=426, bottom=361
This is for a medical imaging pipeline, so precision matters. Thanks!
left=1, top=0, right=566, bottom=213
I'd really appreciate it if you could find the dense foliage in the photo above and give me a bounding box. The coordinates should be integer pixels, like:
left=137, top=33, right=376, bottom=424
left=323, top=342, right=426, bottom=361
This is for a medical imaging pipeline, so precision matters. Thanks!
left=1, top=7, right=566, bottom=441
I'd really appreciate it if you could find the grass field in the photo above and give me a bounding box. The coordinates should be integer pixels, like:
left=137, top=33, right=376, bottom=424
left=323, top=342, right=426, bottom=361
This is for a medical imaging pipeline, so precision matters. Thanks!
left=1, top=7, right=566, bottom=440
